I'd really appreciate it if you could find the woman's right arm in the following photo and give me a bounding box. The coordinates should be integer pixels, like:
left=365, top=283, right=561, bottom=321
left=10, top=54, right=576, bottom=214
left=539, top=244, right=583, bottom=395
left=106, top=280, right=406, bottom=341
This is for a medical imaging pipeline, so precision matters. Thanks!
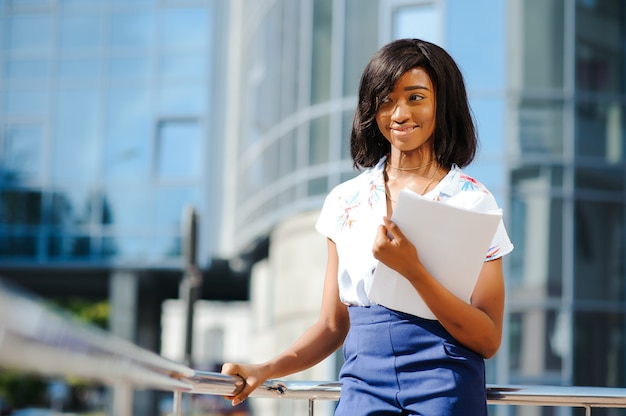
left=221, top=238, right=349, bottom=406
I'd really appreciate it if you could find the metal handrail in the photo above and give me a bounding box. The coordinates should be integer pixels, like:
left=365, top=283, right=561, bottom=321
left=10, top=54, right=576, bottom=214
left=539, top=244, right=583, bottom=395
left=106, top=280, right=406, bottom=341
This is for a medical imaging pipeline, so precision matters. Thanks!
left=1, top=278, right=626, bottom=416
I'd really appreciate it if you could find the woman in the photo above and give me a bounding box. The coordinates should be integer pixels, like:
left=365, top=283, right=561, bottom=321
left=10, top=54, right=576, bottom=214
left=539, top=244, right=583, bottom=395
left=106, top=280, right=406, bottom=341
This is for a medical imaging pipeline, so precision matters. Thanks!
left=222, top=38, right=513, bottom=415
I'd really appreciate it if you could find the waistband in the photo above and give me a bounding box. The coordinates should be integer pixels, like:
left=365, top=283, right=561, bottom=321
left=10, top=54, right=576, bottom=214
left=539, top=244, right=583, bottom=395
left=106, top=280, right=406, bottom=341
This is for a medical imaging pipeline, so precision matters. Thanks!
left=348, top=304, right=451, bottom=338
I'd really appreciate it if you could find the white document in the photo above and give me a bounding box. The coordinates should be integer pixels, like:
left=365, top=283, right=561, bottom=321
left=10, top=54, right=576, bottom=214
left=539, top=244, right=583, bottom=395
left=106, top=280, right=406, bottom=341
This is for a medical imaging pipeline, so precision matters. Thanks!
left=368, top=189, right=502, bottom=320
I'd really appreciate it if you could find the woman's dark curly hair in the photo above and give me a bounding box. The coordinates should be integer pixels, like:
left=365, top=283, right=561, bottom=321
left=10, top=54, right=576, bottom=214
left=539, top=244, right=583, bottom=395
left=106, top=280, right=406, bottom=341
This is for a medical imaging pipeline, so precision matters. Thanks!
left=350, top=38, right=477, bottom=169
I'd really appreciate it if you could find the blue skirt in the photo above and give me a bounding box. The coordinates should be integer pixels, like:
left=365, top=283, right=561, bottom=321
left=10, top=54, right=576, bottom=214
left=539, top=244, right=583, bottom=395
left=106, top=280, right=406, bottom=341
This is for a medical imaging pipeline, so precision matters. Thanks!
left=335, top=305, right=487, bottom=416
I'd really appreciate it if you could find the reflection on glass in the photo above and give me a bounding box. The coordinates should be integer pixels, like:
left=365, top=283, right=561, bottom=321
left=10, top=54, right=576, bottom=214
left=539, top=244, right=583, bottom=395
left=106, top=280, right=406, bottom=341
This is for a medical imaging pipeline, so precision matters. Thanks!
left=576, top=101, right=624, bottom=163
left=154, top=187, right=202, bottom=228
left=508, top=185, right=563, bottom=297
left=104, top=88, right=152, bottom=180
left=50, top=190, right=96, bottom=226
left=509, top=310, right=564, bottom=380
left=105, top=189, right=150, bottom=227
left=309, top=116, right=329, bottom=165
left=2, top=124, right=43, bottom=181
left=159, top=54, right=206, bottom=79
left=5, top=60, right=50, bottom=80
left=0, top=232, right=38, bottom=257
left=157, top=120, right=202, bottom=179
left=311, top=0, right=332, bottom=104
left=576, top=165, right=624, bottom=193
left=393, top=4, right=439, bottom=43
left=59, top=15, right=102, bottom=49
left=576, top=0, right=625, bottom=93
left=0, top=189, right=42, bottom=225
left=48, top=234, right=92, bottom=259
left=159, top=84, right=205, bottom=114
left=5, top=90, right=49, bottom=115
left=574, top=200, right=624, bottom=302
left=58, top=59, right=101, bottom=79
left=517, top=100, right=564, bottom=155
left=160, top=8, right=208, bottom=49
left=110, top=13, right=154, bottom=49
left=344, top=0, right=377, bottom=96
left=519, top=0, right=565, bottom=89
left=7, top=15, right=52, bottom=53
left=574, top=311, right=624, bottom=387
left=53, top=89, right=99, bottom=181
left=109, top=57, right=151, bottom=79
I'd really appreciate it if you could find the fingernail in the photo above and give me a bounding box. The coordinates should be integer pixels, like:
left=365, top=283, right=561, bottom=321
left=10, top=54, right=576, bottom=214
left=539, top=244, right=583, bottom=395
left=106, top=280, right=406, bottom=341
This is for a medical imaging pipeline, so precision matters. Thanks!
left=232, top=398, right=241, bottom=406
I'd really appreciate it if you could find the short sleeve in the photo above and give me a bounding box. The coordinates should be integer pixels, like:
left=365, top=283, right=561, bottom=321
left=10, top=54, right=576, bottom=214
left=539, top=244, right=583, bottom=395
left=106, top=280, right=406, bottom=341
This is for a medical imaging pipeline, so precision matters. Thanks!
left=315, top=186, right=340, bottom=242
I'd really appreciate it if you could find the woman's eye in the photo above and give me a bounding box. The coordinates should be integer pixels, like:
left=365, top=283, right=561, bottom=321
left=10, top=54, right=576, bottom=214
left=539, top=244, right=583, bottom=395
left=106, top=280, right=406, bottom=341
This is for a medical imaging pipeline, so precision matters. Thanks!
left=409, top=94, right=423, bottom=101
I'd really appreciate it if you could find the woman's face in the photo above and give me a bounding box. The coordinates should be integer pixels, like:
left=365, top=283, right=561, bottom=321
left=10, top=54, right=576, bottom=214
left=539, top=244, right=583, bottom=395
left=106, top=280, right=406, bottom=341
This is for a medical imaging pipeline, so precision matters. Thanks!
left=375, top=67, right=436, bottom=154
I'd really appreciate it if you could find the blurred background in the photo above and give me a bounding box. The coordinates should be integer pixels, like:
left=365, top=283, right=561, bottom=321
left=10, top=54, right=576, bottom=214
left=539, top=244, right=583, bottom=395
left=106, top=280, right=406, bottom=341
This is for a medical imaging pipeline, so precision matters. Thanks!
left=0, top=0, right=624, bottom=415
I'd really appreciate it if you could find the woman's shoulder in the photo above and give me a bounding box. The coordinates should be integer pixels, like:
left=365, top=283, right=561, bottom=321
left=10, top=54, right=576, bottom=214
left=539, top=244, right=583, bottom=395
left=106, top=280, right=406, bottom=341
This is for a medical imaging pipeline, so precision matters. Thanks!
left=437, top=165, right=499, bottom=212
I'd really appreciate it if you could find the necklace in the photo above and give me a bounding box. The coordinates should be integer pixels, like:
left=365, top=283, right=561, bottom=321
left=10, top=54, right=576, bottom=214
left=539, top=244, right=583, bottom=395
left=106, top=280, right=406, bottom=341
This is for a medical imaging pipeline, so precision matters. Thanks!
left=386, top=159, right=434, bottom=171
left=385, top=166, right=439, bottom=203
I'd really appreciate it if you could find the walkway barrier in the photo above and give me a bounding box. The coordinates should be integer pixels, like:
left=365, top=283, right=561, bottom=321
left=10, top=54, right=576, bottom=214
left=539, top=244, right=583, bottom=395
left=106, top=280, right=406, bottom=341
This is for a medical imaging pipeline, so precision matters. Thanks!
left=1, top=279, right=626, bottom=416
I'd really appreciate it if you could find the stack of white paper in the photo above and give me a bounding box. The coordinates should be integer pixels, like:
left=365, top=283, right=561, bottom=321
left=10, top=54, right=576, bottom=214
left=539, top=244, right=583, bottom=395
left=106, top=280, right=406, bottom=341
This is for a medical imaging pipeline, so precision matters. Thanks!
left=368, top=189, right=502, bottom=320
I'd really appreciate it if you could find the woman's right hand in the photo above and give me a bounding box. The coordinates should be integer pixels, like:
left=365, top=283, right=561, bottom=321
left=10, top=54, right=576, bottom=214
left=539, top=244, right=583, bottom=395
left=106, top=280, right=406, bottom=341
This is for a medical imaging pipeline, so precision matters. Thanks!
left=221, top=361, right=269, bottom=406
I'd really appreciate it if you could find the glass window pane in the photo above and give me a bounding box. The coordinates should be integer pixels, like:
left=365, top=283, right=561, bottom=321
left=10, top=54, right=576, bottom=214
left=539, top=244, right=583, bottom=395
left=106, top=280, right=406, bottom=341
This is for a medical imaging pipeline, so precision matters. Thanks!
left=508, top=187, right=563, bottom=298
left=154, top=187, right=202, bottom=228
left=159, top=53, right=206, bottom=79
left=0, top=189, right=42, bottom=225
left=5, top=90, right=49, bottom=115
left=157, top=121, right=202, bottom=179
left=0, top=231, right=38, bottom=257
left=2, top=124, right=43, bottom=182
left=48, top=234, right=92, bottom=259
left=58, top=59, right=101, bottom=80
left=576, top=165, right=624, bottom=194
left=309, top=116, right=329, bottom=165
left=50, top=190, right=96, bottom=226
left=109, top=57, right=151, bottom=79
left=509, top=310, right=565, bottom=382
left=104, top=88, right=152, bottom=180
left=576, top=101, right=625, bottom=163
left=574, top=200, right=624, bottom=302
left=59, top=15, right=103, bottom=50
left=516, top=0, right=565, bottom=90
left=344, top=0, right=378, bottom=96
left=159, top=84, right=205, bottom=114
left=393, top=4, right=440, bottom=44
left=5, top=60, right=51, bottom=80
left=576, top=0, right=625, bottom=93
left=6, top=15, right=53, bottom=53
left=160, top=8, right=208, bottom=49
left=516, top=100, right=564, bottom=156
left=110, top=13, right=154, bottom=49
left=53, top=89, right=100, bottom=181
left=105, top=189, right=151, bottom=226
left=574, top=311, right=625, bottom=386
left=311, top=0, right=332, bottom=104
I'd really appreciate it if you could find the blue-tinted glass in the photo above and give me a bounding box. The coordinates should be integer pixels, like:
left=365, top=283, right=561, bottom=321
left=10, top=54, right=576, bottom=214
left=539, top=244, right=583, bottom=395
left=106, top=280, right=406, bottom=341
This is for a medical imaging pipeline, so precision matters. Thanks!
left=147, top=235, right=181, bottom=259
left=0, top=189, right=42, bottom=225
left=48, top=234, right=92, bottom=259
left=5, top=90, right=49, bottom=115
left=576, top=101, right=625, bottom=163
left=109, top=57, right=151, bottom=79
left=154, top=188, right=202, bottom=229
left=59, top=15, right=102, bottom=50
left=104, top=188, right=151, bottom=226
left=446, top=0, right=506, bottom=90
left=159, top=84, right=205, bottom=114
left=157, top=121, right=202, bottom=179
left=393, top=5, right=440, bottom=44
left=0, top=231, right=38, bottom=257
left=159, top=54, right=206, bottom=79
left=2, top=124, right=43, bottom=182
left=53, top=89, right=100, bottom=181
left=110, top=13, right=154, bottom=49
left=58, top=59, right=101, bottom=79
left=103, top=235, right=148, bottom=261
left=160, top=8, right=208, bottom=49
left=5, top=60, right=51, bottom=80
left=50, top=189, right=96, bottom=226
left=104, top=88, right=152, bottom=180
left=7, top=15, right=53, bottom=53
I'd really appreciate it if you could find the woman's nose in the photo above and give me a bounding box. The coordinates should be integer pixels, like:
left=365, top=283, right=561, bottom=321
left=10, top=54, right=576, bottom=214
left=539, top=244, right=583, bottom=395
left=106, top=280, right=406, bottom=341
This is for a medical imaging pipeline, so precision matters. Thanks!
left=390, top=101, right=410, bottom=123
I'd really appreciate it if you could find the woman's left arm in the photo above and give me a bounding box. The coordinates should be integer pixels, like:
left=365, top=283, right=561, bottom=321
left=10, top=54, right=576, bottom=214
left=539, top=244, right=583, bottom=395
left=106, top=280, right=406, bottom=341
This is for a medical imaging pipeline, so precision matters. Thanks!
left=372, top=217, right=504, bottom=358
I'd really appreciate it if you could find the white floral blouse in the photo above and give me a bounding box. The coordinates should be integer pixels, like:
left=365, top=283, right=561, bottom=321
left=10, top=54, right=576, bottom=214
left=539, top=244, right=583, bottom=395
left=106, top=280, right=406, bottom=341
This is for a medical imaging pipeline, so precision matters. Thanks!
left=315, top=156, right=514, bottom=307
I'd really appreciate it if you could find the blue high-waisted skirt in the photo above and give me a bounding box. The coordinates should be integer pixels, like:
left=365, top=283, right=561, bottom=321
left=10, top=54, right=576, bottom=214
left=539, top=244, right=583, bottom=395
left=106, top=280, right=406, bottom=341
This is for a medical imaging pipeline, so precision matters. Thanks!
left=334, top=305, right=487, bottom=416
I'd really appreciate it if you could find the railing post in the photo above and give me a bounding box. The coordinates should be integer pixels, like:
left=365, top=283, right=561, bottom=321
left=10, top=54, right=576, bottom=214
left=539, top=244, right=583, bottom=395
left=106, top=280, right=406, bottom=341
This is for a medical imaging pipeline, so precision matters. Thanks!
left=308, top=399, right=314, bottom=416
left=585, top=405, right=591, bottom=416
left=173, top=390, right=183, bottom=416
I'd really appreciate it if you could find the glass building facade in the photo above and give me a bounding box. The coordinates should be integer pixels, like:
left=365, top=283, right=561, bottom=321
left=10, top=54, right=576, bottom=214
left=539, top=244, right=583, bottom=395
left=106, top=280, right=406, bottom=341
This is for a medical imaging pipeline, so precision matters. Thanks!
left=0, top=0, right=625, bottom=415
left=0, top=0, right=225, bottom=267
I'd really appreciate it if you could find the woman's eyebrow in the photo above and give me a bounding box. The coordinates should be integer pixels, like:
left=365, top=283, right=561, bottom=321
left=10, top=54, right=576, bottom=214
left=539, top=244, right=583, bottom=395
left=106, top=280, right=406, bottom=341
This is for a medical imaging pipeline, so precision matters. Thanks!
left=404, top=85, right=430, bottom=92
